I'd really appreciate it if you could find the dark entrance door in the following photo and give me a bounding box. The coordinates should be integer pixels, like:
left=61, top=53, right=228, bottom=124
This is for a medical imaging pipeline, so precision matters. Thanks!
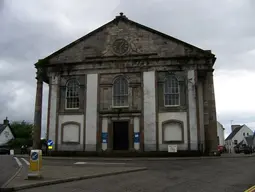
left=113, top=121, right=129, bottom=150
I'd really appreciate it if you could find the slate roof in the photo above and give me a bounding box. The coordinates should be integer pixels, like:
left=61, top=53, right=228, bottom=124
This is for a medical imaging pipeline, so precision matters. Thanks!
left=0, top=124, right=7, bottom=135
left=225, top=125, right=244, bottom=141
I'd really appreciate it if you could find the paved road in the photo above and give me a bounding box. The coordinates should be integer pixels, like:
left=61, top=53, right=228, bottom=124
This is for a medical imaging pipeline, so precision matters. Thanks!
left=0, top=155, right=19, bottom=187
left=18, top=156, right=255, bottom=192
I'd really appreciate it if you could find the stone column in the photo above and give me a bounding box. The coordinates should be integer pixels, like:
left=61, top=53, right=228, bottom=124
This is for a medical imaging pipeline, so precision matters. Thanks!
left=32, top=69, right=43, bottom=149
left=203, top=71, right=218, bottom=153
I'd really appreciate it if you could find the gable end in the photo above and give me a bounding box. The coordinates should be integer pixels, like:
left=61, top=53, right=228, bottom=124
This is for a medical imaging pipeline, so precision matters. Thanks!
left=35, top=13, right=216, bottom=67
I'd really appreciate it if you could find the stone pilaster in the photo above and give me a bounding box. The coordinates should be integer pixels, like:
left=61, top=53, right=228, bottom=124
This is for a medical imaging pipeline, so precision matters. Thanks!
left=203, top=71, right=218, bottom=153
left=203, top=73, right=209, bottom=153
left=33, top=69, right=43, bottom=149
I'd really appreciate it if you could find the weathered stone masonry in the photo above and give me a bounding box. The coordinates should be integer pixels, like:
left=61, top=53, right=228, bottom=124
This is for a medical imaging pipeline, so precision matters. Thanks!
left=33, top=13, right=218, bottom=154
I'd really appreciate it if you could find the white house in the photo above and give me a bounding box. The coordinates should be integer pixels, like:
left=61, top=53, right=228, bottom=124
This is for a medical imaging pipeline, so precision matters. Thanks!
left=217, top=122, right=225, bottom=146
left=225, top=124, right=253, bottom=153
left=0, top=118, right=15, bottom=146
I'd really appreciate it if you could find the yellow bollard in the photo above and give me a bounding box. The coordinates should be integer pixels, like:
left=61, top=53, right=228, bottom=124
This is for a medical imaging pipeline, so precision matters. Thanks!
left=27, top=149, right=42, bottom=179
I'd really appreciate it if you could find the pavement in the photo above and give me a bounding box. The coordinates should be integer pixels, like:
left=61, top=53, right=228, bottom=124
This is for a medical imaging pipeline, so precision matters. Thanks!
left=0, top=155, right=19, bottom=187
left=1, top=153, right=255, bottom=192
left=1, top=156, right=147, bottom=191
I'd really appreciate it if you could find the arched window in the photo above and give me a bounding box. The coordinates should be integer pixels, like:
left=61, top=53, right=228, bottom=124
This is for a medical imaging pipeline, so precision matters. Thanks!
left=164, top=75, right=180, bottom=106
left=113, top=76, right=128, bottom=107
left=66, top=79, right=80, bottom=109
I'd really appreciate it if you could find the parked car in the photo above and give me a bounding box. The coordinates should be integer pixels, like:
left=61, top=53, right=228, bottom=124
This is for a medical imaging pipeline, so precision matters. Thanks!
left=234, top=144, right=245, bottom=153
left=217, top=145, right=225, bottom=154
left=0, top=148, right=10, bottom=155
left=21, top=143, right=48, bottom=155
left=21, top=145, right=29, bottom=154
left=235, top=144, right=253, bottom=154
left=243, top=145, right=253, bottom=154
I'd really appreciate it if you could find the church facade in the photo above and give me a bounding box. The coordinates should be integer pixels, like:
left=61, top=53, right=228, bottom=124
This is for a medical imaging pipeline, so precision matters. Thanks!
left=34, top=13, right=218, bottom=154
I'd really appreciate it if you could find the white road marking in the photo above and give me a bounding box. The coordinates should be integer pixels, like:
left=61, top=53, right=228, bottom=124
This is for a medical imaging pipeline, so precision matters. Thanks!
left=21, top=158, right=30, bottom=166
left=74, top=162, right=88, bottom=165
left=92, top=162, right=126, bottom=165
left=74, top=162, right=126, bottom=165
left=14, top=157, right=22, bottom=167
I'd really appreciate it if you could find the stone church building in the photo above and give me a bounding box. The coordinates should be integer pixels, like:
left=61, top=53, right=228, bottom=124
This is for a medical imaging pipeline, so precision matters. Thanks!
left=33, top=13, right=218, bottom=154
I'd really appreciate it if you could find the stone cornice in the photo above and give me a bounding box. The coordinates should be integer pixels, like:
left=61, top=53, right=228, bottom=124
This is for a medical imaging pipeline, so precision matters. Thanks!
left=45, top=55, right=213, bottom=66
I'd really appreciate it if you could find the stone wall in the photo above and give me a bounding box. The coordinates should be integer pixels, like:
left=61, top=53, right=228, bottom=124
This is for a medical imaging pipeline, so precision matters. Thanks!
left=48, top=18, right=207, bottom=64
left=203, top=71, right=218, bottom=152
left=42, top=14, right=217, bottom=153
left=99, top=72, right=142, bottom=112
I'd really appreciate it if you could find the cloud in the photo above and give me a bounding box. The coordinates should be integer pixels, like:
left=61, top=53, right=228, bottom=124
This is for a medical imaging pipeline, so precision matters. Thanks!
left=117, top=0, right=255, bottom=71
left=215, top=69, right=255, bottom=137
left=215, top=70, right=255, bottom=114
left=0, top=0, right=254, bottom=139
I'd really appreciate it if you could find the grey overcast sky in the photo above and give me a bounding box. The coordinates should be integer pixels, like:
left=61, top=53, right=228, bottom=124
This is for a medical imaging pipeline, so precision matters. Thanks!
left=0, top=0, right=255, bottom=138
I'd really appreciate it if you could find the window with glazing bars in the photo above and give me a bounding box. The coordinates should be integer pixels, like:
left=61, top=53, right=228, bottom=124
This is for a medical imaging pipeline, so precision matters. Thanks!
left=66, top=79, right=80, bottom=109
left=113, top=76, right=128, bottom=107
left=164, top=75, right=180, bottom=106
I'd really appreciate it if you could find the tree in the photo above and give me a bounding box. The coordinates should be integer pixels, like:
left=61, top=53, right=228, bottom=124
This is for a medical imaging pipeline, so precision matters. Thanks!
left=8, top=121, right=33, bottom=148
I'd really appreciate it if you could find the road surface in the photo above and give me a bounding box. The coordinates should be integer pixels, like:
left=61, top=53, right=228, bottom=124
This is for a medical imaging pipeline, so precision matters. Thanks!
left=0, top=155, right=19, bottom=187
left=15, top=156, right=255, bottom=192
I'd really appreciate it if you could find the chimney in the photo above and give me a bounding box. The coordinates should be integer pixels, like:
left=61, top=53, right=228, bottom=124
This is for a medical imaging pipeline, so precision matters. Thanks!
left=231, top=125, right=240, bottom=132
left=3, top=117, right=9, bottom=125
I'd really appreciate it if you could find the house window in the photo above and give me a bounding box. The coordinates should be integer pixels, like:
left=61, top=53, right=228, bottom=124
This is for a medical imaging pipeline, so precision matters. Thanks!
left=112, top=76, right=128, bottom=107
left=243, top=133, right=245, bottom=136
left=234, top=140, right=237, bottom=145
left=164, top=75, right=180, bottom=106
left=247, top=133, right=249, bottom=136
left=65, top=79, right=80, bottom=109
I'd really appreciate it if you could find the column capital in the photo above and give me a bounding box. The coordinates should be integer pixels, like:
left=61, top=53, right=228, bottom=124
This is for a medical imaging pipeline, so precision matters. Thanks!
left=35, top=67, right=45, bottom=81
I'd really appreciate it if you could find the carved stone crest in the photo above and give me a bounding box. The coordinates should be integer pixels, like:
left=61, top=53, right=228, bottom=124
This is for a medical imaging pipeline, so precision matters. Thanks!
left=112, top=39, right=129, bottom=55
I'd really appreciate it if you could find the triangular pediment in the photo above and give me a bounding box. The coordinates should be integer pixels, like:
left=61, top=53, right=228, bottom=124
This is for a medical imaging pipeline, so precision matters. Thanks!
left=38, top=14, right=215, bottom=65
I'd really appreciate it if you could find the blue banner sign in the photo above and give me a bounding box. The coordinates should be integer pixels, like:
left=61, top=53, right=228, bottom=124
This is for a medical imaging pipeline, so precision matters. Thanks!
left=134, top=132, right=140, bottom=143
left=102, top=132, right=108, bottom=143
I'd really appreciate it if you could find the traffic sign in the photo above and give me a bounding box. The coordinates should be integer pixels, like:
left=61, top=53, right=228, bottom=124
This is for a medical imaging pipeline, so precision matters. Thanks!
left=31, top=152, right=38, bottom=161
left=47, top=140, right=54, bottom=146
left=28, top=150, right=42, bottom=179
